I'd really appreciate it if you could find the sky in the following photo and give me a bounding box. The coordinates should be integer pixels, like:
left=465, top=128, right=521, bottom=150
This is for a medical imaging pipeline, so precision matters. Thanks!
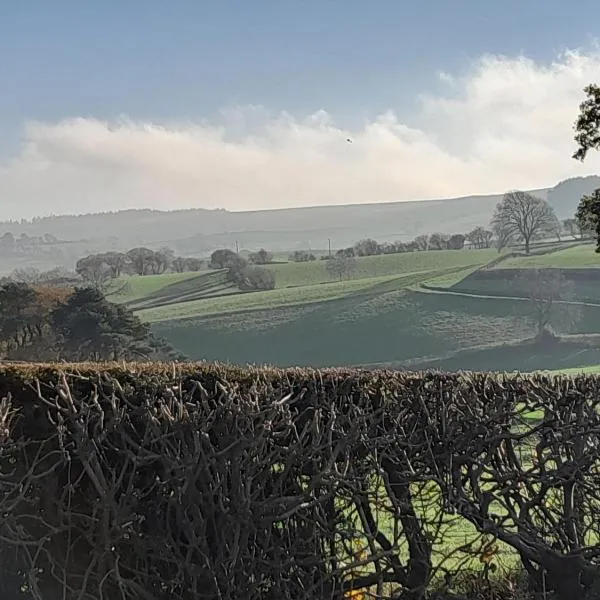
left=2, top=0, right=600, bottom=219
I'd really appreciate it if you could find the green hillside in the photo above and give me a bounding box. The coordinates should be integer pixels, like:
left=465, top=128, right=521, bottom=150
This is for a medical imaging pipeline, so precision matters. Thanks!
left=108, top=242, right=600, bottom=370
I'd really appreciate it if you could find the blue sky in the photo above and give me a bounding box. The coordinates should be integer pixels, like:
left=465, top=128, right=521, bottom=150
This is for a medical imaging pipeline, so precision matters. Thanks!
left=2, top=0, right=600, bottom=217
left=1, top=1, right=597, bottom=133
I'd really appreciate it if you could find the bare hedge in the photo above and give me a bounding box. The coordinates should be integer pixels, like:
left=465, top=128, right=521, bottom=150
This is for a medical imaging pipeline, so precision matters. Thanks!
left=0, top=363, right=599, bottom=599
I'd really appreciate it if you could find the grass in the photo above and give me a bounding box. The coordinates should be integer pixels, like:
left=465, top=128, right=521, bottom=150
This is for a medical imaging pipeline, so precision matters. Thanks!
left=543, top=364, right=600, bottom=375
left=119, top=243, right=600, bottom=371
left=408, top=335, right=600, bottom=373
left=137, top=269, right=461, bottom=322
left=266, top=248, right=496, bottom=288
left=151, top=288, right=599, bottom=367
left=498, top=242, right=598, bottom=268
left=418, top=265, right=483, bottom=289
left=449, top=269, right=600, bottom=304
left=110, top=271, right=207, bottom=304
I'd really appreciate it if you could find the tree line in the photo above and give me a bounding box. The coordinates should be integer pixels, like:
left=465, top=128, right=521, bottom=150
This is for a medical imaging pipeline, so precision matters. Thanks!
left=75, top=247, right=204, bottom=289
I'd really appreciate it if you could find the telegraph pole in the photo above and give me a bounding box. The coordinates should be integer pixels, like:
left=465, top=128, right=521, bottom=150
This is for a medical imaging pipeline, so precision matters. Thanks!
left=328, top=238, right=331, bottom=258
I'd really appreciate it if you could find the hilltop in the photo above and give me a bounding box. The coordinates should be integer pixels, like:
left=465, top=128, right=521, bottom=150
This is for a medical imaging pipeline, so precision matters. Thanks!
left=2, top=176, right=598, bottom=252
left=0, top=175, right=597, bottom=275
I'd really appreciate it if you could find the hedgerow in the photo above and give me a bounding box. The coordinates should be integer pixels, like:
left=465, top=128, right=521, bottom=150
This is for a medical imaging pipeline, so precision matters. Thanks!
left=0, top=362, right=598, bottom=599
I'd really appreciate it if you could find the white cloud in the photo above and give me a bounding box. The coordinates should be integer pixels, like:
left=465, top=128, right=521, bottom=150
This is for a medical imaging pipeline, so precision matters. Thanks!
left=3, top=49, right=600, bottom=219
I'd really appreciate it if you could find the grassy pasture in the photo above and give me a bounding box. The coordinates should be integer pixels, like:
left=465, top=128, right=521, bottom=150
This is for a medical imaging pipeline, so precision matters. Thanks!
left=266, top=248, right=496, bottom=288
left=497, top=242, right=598, bottom=268
left=118, top=242, right=600, bottom=371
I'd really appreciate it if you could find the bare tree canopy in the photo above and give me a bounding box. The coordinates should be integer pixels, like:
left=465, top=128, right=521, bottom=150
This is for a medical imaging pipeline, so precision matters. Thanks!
left=491, top=191, right=558, bottom=254
left=326, top=255, right=357, bottom=280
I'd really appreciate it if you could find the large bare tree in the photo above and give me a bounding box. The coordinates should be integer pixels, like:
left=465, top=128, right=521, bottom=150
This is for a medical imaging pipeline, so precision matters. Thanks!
left=491, top=191, right=558, bottom=254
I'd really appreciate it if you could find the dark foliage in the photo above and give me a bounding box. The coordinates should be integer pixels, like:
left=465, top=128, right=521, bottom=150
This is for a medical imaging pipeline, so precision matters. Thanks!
left=0, top=282, right=183, bottom=362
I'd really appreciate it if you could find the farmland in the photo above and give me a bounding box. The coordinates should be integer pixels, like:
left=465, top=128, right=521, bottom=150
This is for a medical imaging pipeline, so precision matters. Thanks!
left=111, top=241, right=600, bottom=370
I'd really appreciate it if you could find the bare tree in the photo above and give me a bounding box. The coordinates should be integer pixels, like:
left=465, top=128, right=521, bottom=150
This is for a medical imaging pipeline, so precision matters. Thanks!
left=563, top=218, right=585, bottom=240
left=75, top=255, right=113, bottom=290
left=517, top=269, right=581, bottom=337
left=126, top=247, right=156, bottom=276
left=326, top=255, right=357, bottom=281
left=153, top=246, right=175, bottom=274
left=248, top=248, right=273, bottom=265
left=491, top=191, right=559, bottom=254
left=428, top=233, right=449, bottom=251
left=413, top=234, right=429, bottom=251
left=10, top=267, right=41, bottom=283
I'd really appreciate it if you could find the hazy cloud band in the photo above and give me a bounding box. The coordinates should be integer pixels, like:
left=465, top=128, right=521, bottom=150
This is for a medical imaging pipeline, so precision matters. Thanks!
left=2, top=49, right=600, bottom=219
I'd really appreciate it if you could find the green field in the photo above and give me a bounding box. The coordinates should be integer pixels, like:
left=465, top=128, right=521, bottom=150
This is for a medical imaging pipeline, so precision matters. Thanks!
left=150, top=289, right=600, bottom=367
left=110, top=271, right=205, bottom=303
left=498, top=242, right=598, bottom=268
left=265, top=248, right=496, bottom=288
left=116, top=243, right=600, bottom=370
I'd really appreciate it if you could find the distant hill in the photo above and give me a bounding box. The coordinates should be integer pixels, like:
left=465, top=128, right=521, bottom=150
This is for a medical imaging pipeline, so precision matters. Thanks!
left=0, top=177, right=597, bottom=266
left=546, top=175, right=600, bottom=219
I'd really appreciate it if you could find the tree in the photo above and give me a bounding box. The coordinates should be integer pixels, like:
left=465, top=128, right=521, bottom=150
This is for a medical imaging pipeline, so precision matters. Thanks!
left=152, top=246, right=175, bottom=274
left=576, top=189, right=600, bottom=252
left=517, top=269, right=580, bottom=338
left=0, top=282, right=71, bottom=358
left=172, top=256, right=204, bottom=273
left=326, top=255, right=357, bottom=281
left=491, top=191, right=558, bottom=254
left=171, top=256, right=187, bottom=273
left=248, top=248, right=273, bottom=265
left=573, top=83, right=600, bottom=161
left=210, top=249, right=239, bottom=269
left=467, top=227, right=493, bottom=249
left=126, top=247, right=156, bottom=276
left=562, top=219, right=582, bottom=239
left=289, top=250, right=316, bottom=262
left=10, top=267, right=41, bottom=283
left=492, top=222, right=512, bottom=253
left=183, top=257, right=204, bottom=272
left=0, top=282, right=41, bottom=353
left=100, top=252, right=128, bottom=278
left=571, top=85, right=600, bottom=252
left=0, top=232, right=15, bottom=250
left=75, top=254, right=113, bottom=290
left=428, top=233, right=449, bottom=251
left=336, top=247, right=355, bottom=258
left=354, top=239, right=380, bottom=257
left=413, top=235, right=429, bottom=251
left=447, top=234, right=466, bottom=250
left=224, top=255, right=249, bottom=286
left=237, top=266, right=276, bottom=291
left=50, top=287, right=183, bottom=361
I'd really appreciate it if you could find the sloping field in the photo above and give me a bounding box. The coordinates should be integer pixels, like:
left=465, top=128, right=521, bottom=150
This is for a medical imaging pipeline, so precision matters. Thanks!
left=150, top=289, right=600, bottom=367
left=137, top=267, right=470, bottom=322
left=405, top=335, right=600, bottom=373
left=497, top=242, right=598, bottom=268
left=265, top=247, right=495, bottom=287
left=448, top=267, right=600, bottom=303
left=110, top=271, right=205, bottom=303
